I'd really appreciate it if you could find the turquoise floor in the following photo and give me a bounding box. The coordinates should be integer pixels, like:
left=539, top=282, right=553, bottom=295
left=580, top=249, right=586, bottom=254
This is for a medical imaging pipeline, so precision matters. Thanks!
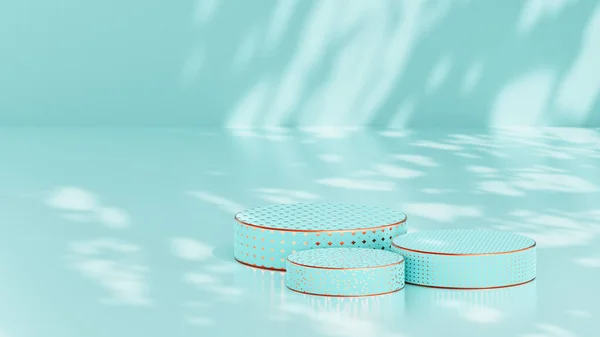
left=1, top=127, right=599, bottom=337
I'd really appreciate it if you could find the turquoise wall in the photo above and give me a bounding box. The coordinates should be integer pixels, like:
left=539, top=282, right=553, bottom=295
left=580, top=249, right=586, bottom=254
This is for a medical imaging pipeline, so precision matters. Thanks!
left=1, top=0, right=599, bottom=127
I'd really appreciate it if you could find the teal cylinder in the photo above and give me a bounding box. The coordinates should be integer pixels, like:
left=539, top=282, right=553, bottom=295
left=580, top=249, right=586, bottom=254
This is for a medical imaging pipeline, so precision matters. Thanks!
left=285, top=248, right=405, bottom=297
left=391, top=229, right=536, bottom=289
left=234, top=203, right=407, bottom=271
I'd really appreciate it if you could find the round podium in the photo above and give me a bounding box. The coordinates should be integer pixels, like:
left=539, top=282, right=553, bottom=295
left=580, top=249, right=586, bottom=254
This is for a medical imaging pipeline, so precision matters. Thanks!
left=234, top=203, right=407, bottom=271
left=391, top=229, right=536, bottom=289
left=285, top=247, right=405, bottom=297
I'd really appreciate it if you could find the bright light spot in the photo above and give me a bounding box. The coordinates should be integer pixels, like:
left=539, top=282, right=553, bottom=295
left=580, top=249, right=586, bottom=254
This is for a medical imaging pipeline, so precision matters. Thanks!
left=187, top=191, right=246, bottom=214
left=467, top=166, right=497, bottom=174
left=517, top=0, right=576, bottom=35
left=490, top=69, right=555, bottom=126
left=317, top=178, right=396, bottom=191
left=461, top=62, right=484, bottom=95
left=565, top=310, right=593, bottom=318
left=266, top=0, right=298, bottom=48
left=388, top=97, right=417, bottom=128
left=46, top=187, right=98, bottom=211
left=462, top=306, right=503, bottom=323
left=523, top=323, right=578, bottom=337
left=319, top=154, right=343, bottom=163
left=427, top=56, right=453, bottom=92
left=479, top=181, right=524, bottom=196
left=226, top=81, right=270, bottom=128
left=412, top=141, right=462, bottom=151
left=573, top=256, right=600, bottom=268
left=378, top=129, right=410, bottom=138
left=193, top=0, right=221, bottom=25
left=233, top=30, right=258, bottom=69
left=422, top=188, right=452, bottom=194
left=393, top=154, right=438, bottom=167
left=404, top=203, right=482, bottom=222
left=68, top=239, right=151, bottom=306
left=555, top=3, right=600, bottom=124
left=171, top=238, right=213, bottom=261
left=95, top=207, right=131, bottom=229
left=373, top=164, right=424, bottom=179
left=512, top=173, right=599, bottom=193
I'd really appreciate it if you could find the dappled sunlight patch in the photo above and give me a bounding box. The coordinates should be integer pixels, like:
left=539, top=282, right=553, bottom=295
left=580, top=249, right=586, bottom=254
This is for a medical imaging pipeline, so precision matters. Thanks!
left=522, top=323, right=578, bottom=337
left=403, top=203, right=482, bottom=222
left=478, top=181, right=525, bottom=196
left=517, top=0, right=577, bottom=35
left=373, top=164, right=425, bottom=179
left=490, top=69, right=556, bottom=126
left=511, top=172, right=599, bottom=193
left=377, top=129, right=411, bottom=138
left=67, top=239, right=151, bottom=306
left=565, top=310, right=593, bottom=318
left=46, top=187, right=98, bottom=212
left=422, top=188, right=454, bottom=195
left=255, top=188, right=320, bottom=204
left=95, top=207, right=131, bottom=229
left=461, top=306, right=504, bottom=324
left=490, top=210, right=599, bottom=247
left=392, top=154, right=438, bottom=167
left=467, top=166, right=498, bottom=176
left=389, top=97, right=417, bottom=128
left=412, top=140, right=463, bottom=151
left=455, top=152, right=482, bottom=159
left=171, top=238, right=213, bottom=262
left=300, top=127, right=362, bottom=139
left=319, top=154, right=343, bottom=163
left=573, top=256, right=600, bottom=268
left=475, top=164, right=599, bottom=196
left=193, top=0, right=221, bottom=25
left=461, top=61, right=484, bottom=95
left=233, top=30, right=259, bottom=70
left=265, top=0, right=298, bottom=49
left=426, top=56, right=453, bottom=93
left=45, top=187, right=132, bottom=229
left=187, top=191, right=246, bottom=214
left=555, top=3, right=600, bottom=124
left=316, top=177, right=396, bottom=191
left=227, top=81, right=271, bottom=129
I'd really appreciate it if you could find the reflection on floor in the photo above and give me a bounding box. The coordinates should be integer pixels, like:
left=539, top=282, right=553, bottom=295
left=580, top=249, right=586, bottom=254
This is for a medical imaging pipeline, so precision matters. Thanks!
left=0, top=127, right=599, bottom=337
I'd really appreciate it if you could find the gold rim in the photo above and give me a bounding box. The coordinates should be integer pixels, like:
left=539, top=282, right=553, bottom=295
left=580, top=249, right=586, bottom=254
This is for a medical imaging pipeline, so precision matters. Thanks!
left=391, top=241, right=536, bottom=256
left=235, top=258, right=286, bottom=272
left=286, top=256, right=404, bottom=271
left=406, top=278, right=536, bottom=290
left=234, top=213, right=407, bottom=233
left=286, top=286, right=404, bottom=298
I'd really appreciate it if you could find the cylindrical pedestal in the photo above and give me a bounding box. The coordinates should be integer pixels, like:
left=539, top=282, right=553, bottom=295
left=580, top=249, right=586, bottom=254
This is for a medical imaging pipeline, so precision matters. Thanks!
left=234, top=203, right=407, bottom=271
left=285, top=247, right=405, bottom=297
left=391, top=229, right=536, bottom=289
